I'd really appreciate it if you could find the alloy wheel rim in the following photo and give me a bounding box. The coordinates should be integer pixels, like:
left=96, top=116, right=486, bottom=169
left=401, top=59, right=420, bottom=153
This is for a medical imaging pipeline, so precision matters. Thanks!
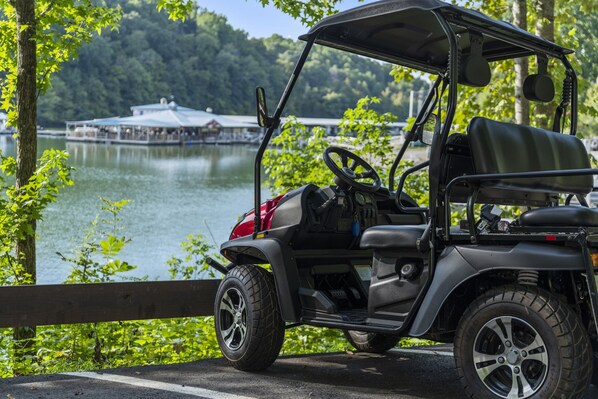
left=473, top=316, right=549, bottom=399
left=219, top=287, right=247, bottom=350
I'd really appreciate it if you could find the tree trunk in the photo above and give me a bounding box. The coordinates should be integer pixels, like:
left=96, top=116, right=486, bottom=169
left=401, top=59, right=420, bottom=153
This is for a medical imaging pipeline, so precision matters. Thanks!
left=513, top=0, right=529, bottom=125
left=533, top=0, right=555, bottom=129
left=13, top=0, right=38, bottom=353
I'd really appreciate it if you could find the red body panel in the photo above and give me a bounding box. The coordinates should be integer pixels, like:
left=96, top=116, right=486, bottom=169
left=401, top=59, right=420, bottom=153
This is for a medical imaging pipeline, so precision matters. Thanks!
left=230, top=194, right=285, bottom=239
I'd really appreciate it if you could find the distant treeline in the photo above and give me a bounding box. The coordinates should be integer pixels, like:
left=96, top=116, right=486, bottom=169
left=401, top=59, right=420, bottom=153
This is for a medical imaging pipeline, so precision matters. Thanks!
left=38, top=0, right=425, bottom=127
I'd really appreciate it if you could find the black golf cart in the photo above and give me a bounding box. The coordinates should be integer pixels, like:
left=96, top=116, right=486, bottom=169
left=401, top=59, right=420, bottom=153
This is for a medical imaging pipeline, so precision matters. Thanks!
left=211, top=1, right=598, bottom=397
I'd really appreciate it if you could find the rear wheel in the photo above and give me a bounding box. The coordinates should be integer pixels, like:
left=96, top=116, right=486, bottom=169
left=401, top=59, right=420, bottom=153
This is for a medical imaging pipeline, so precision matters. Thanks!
left=592, top=338, right=598, bottom=386
left=214, top=264, right=285, bottom=371
left=455, top=286, right=592, bottom=399
left=343, top=330, right=400, bottom=353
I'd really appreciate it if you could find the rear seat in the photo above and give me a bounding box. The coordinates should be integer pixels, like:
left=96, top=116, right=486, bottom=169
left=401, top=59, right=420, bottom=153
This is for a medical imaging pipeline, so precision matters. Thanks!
left=468, top=117, right=591, bottom=195
left=467, top=117, right=596, bottom=227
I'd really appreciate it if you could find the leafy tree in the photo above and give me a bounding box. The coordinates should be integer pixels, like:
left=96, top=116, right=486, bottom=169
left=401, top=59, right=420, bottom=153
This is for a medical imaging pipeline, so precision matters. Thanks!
left=339, top=96, right=396, bottom=175
left=263, top=117, right=333, bottom=194
left=449, top=0, right=595, bottom=132
left=38, top=4, right=421, bottom=127
left=0, top=0, right=120, bottom=350
left=256, top=0, right=347, bottom=25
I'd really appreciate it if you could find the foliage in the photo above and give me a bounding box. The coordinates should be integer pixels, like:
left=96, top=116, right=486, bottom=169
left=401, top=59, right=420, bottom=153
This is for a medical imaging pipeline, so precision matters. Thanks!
left=157, top=0, right=194, bottom=20
left=282, top=325, right=346, bottom=354
left=167, top=233, right=219, bottom=279
left=37, top=1, right=425, bottom=127
left=452, top=0, right=595, bottom=131
left=58, top=198, right=135, bottom=284
left=339, top=96, right=396, bottom=177
left=263, top=117, right=333, bottom=194
left=387, top=1, right=597, bottom=135
left=264, top=98, right=430, bottom=206
left=0, top=0, right=121, bottom=125
left=580, top=80, right=598, bottom=133
left=257, top=0, right=346, bottom=26
left=0, top=198, right=210, bottom=376
left=576, top=9, right=598, bottom=83
left=0, top=149, right=73, bottom=285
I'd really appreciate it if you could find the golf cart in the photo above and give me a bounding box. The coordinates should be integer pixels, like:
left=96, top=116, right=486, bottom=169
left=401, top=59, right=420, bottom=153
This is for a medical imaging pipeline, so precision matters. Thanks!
left=211, top=1, right=598, bottom=397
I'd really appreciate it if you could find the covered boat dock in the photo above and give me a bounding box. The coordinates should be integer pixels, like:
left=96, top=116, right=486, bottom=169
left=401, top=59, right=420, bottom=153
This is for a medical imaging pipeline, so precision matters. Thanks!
left=66, top=101, right=260, bottom=145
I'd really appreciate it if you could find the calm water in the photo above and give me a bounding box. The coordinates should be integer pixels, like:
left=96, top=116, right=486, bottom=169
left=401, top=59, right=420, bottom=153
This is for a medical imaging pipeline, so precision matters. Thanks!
left=0, top=136, right=257, bottom=283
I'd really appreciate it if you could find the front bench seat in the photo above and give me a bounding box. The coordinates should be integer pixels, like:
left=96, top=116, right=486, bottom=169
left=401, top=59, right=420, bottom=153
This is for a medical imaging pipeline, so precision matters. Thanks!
left=359, top=224, right=427, bottom=250
left=520, top=206, right=598, bottom=227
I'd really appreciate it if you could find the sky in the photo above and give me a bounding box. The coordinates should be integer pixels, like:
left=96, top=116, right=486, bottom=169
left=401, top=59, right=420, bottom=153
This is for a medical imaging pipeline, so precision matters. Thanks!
left=198, top=0, right=365, bottom=39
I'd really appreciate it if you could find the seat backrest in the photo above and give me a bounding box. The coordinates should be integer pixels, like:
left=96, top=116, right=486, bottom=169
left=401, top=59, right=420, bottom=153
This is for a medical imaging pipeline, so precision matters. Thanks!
left=441, top=133, right=475, bottom=203
left=467, top=117, right=592, bottom=199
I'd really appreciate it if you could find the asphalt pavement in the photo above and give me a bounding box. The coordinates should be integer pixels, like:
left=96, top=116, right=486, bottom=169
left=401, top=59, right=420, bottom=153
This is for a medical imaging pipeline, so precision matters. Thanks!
left=0, top=347, right=596, bottom=398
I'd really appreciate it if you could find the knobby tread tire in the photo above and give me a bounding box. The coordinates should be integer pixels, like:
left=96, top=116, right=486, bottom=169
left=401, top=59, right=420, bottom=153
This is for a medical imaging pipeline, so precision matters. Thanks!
left=591, top=336, right=598, bottom=386
left=454, top=285, right=592, bottom=399
left=343, top=330, right=401, bottom=353
left=215, top=264, right=285, bottom=371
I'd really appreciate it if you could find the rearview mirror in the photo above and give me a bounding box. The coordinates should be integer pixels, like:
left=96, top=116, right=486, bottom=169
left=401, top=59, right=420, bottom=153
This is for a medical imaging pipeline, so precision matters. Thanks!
left=256, top=87, right=270, bottom=128
left=419, top=113, right=439, bottom=146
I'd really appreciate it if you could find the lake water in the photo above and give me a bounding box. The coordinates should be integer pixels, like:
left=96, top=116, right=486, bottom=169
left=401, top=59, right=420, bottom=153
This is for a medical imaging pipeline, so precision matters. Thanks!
left=0, top=136, right=258, bottom=283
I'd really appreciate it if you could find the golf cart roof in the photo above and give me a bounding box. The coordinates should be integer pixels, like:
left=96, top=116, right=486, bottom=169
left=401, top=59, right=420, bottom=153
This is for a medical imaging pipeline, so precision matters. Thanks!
left=300, top=0, right=573, bottom=74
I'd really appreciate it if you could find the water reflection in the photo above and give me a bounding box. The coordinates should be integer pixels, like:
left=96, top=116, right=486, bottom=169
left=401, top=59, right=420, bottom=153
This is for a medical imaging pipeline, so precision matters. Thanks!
left=0, top=137, right=257, bottom=283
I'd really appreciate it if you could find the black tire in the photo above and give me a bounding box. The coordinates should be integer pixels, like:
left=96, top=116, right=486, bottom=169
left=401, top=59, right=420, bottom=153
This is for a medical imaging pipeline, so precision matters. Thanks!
left=214, top=264, right=285, bottom=371
left=343, top=330, right=400, bottom=353
left=454, top=285, right=592, bottom=399
left=592, top=338, right=598, bottom=386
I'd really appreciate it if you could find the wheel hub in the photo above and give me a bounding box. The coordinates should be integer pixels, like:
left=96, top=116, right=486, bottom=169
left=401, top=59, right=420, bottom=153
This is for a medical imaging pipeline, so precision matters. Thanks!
left=506, top=350, right=520, bottom=365
left=218, top=288, right=248, bottom=350
left=472, top=316, right=549, bottom=399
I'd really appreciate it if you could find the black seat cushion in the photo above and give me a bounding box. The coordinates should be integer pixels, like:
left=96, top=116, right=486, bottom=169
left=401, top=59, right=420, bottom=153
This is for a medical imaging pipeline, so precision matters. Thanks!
left=520, top=206, right=598, bottom=227
left=359, top=224, right=427, bottom=250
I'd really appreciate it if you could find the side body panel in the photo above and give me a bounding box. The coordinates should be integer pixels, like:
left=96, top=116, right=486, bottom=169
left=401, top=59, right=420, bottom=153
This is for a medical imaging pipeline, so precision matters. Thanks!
left=408, top=242, right=586, bottom=336
left=221, top=235, right=301, bottom=322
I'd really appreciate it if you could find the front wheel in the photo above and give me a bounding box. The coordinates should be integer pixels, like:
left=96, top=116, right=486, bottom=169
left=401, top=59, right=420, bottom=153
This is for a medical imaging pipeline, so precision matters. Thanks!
left=343, top=330, right=400, bottom=353
left=214, top=264, right=285, bottom=371
left=455, top=286, right=592, bottom=399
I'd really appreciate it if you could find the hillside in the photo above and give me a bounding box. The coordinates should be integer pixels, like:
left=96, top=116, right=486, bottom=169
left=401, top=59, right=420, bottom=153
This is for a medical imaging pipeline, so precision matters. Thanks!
left=38, top=0, right=424, bottom=127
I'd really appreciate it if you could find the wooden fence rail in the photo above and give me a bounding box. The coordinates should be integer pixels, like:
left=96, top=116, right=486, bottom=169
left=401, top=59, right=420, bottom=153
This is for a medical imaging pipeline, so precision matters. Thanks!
left=0, top=280, right=221, bottom=328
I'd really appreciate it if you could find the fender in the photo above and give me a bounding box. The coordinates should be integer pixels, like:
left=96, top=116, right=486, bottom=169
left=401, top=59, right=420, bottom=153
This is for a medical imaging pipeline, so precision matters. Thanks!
left=221, top=234, right=301, bottom=322
left=408, top=242, right=585, bottom=337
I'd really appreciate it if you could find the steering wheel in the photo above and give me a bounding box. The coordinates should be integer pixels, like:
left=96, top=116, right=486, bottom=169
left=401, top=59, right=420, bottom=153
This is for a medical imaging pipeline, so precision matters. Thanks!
left=323, top=147, right=382, bottom=193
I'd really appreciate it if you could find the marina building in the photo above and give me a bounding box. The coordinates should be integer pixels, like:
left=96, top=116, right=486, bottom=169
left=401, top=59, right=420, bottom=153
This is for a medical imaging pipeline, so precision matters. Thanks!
left=66, top=99, right=407, bottom=145
left=66, top=99, right=260, bottom=145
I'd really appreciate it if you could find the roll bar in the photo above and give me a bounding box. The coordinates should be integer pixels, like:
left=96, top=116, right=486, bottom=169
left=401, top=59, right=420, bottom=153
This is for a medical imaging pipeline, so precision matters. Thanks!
left=253, top=37, right=316, bottom=235
left=252, top=10, right=579, bottom=238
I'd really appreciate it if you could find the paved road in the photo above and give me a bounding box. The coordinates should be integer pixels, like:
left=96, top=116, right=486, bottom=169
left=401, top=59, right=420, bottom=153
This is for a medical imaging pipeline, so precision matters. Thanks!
left=1, top=347, right=596, bottom=398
